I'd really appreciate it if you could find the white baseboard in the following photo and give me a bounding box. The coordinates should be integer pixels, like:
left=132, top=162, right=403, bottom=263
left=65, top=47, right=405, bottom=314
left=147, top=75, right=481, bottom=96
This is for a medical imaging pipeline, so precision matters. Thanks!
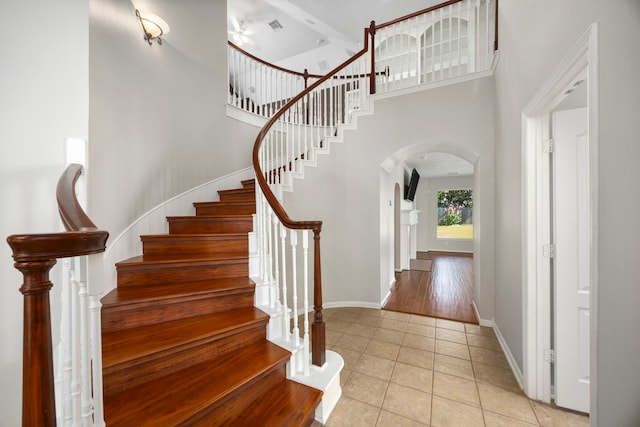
left=472, top=301, right=494, bottom=327
left=493, top=323, right=524, bottom=390
left=323, top=301, right=382, bottom=310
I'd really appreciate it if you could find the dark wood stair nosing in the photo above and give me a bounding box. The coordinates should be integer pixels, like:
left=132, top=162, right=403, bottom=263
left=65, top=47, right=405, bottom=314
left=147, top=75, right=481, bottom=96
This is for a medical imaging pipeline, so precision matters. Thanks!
left=103, top=341, right=292, bottom=426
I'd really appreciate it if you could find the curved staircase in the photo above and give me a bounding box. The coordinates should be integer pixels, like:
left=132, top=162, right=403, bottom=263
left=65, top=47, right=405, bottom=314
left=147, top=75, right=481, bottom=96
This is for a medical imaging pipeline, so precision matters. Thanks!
left=100, top=179, right=322, bottom=426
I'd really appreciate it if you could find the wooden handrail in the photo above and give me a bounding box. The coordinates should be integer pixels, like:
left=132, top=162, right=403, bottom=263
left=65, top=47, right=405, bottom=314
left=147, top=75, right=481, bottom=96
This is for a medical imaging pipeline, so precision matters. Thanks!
left=252, top=24, right=373, bottom=367
left=6, top=164, right=108, bottom=427
left=250, top=0, right=498, bottom=368
left=375, top=0, right=499, bottom=53
left=375, top=0, right=467, bottom=30
left=252, top=25, right=372, bottom=232
left=228, top=41, right=324, bottom=80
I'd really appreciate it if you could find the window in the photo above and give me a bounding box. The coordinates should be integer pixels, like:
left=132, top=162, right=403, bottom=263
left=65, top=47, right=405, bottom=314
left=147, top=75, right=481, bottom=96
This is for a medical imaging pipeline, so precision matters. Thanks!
left=437, top=189, right=473, bottom=239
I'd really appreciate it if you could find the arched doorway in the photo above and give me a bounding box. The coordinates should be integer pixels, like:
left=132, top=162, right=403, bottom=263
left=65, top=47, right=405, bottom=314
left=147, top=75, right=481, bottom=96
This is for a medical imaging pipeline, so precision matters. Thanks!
left=381, top=144, right=484, bottom=324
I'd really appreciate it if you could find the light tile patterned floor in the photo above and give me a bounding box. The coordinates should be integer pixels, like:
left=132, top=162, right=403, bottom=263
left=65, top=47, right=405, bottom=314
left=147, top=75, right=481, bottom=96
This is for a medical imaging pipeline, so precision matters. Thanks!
left=311, top=307, right=589, bottom=427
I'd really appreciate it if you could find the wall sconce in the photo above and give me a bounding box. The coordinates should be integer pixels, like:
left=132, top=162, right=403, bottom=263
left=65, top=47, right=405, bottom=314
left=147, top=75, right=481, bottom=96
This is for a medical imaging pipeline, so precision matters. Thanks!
left=135, top=9, right=169, bottom=45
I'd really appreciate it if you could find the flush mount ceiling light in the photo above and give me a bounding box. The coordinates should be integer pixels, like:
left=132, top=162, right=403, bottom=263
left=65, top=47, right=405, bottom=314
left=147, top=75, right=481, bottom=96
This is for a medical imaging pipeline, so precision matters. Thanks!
left=136, top=9, right=169, bottom=45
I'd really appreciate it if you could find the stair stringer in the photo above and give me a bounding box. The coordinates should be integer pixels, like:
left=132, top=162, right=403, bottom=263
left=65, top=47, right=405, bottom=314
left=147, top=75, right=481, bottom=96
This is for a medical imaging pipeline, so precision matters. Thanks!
left=276, top=96, right=376, bottom=194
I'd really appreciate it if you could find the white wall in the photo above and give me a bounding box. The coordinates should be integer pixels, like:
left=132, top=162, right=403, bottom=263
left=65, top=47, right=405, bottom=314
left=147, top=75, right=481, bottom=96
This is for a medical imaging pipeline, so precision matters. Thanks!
left=89, top=0, right=257, bottom=260
left=0, top=0, right=259, bottom=423
left=416, top=175, right=474, bottom=253
left=494, top=1, right=640, bottom=424
left=284, top=76, right=495, bottom=320
left=0, top=1, right=89, bottom=425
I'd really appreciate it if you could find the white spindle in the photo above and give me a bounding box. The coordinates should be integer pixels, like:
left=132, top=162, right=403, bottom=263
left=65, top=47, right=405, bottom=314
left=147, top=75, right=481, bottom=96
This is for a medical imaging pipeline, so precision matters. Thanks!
left=70, top=265, right=81, bottom=425
left=290, top=230, right=300, bottom=346
left=486, top=0, right=491, bottom=67
left=457, top=2, right=462, bottom=76
left=61, top=259, right=72, bottom=425
left=89, top=294, right=106, bottom=427
left=267, top=205, right=277, bottom=309
left=302, top=230, right=310, bottom=376
left=77, top=260, right=93, bottom=427
left=279, top=223, right=289, bottom=341
left=272, top=214, right=281, bottom=313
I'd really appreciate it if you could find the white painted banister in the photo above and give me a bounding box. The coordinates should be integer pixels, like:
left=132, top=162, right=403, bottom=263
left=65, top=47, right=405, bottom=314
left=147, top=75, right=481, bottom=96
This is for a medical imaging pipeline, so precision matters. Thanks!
left=228, top=42, right=322, bottom=118
left=374, top=0, right=495, bottom=94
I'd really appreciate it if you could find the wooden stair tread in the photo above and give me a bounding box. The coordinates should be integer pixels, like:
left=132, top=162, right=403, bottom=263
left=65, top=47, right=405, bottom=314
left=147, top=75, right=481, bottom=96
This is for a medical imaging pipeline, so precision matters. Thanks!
left=167, top=214, right=253, bottom=221
left=192, top=201, right=256, bottom=207
left=102, top=307, right=268, bottom=368
left=141, top=232, right=248, bottom=240
left=116, top=254, right=248, bottom=266
left=102, top=277, right=255, bottom=307
left=104, top=341, right=291, bottom=426
left=221, top=380, right=323, bottom=427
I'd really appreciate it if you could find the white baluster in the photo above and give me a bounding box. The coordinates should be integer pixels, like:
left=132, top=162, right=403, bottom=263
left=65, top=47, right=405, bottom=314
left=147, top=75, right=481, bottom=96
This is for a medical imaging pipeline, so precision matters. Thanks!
left=280, top=223, right=289, bottom=341
left=89, top=294, right=106, bottom=427
left=75, top=257, right=93, bottom=427
left=302, top=230, right=310, bottom=376
left=70, top=260, right=81, bottom=426
left=272, top=214, right=281, bottom=312
left=61, top=258, right=72, bottom=425
left=486, top=0, right=491, bottom=68
left=456, top=1, right=462, bottom=76
left=290, top=230, right=299, bottom=346
left=267, top=205, right=277, bottom=309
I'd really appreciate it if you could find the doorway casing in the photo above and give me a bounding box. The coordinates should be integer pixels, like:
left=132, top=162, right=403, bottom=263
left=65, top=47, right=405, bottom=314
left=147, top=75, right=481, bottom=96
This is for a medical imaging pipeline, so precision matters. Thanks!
left=521, top=23, right=598, bottom=416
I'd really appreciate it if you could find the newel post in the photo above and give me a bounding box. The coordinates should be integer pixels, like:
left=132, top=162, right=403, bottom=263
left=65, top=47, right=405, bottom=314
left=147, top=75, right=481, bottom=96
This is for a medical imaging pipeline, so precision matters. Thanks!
left=369, top=20, right=377, bottom=95
left=311, top=228, right=326, bottom=366
left=13, top=257, right=58, bottom=427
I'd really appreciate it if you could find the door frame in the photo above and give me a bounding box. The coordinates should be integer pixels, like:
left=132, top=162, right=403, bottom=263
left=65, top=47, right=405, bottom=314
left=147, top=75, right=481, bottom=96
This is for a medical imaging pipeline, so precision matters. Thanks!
left=521, top=23, right=598, bottom=414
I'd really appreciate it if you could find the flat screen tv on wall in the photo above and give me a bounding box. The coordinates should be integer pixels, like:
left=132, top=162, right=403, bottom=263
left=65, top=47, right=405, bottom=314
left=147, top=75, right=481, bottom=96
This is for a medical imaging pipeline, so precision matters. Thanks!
left=404, top=168, right=420, bottom=201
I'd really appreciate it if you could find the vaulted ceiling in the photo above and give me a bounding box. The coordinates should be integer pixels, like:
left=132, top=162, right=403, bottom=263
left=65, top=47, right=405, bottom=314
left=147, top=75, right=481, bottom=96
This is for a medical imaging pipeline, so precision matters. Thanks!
left=227, top=0, right=442, bottom=74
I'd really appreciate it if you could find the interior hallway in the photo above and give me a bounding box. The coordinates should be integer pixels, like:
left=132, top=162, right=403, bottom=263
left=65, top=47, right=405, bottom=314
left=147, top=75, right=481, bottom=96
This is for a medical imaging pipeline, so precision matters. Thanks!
left=312, top=307, right=589, bottom=426
left=384, top=252, right=477, bottom=324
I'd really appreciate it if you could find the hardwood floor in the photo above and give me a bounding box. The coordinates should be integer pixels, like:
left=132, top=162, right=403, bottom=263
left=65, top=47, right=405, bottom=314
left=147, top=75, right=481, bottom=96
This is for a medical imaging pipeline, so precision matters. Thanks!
left=383, top=251, right=478, bottom=324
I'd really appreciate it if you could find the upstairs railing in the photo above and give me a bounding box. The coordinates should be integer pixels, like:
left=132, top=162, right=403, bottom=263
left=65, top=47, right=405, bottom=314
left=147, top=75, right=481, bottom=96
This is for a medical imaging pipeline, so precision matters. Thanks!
left=228, top=42, right=323, bottom=118
left=247, top=0, right=497, bottom=372
left=7, top=164, right=108, bottom=427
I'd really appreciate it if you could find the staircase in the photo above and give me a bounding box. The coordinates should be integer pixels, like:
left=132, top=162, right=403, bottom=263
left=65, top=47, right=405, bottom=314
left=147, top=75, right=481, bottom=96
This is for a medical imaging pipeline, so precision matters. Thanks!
left=100, top=179, right=322, bottom=426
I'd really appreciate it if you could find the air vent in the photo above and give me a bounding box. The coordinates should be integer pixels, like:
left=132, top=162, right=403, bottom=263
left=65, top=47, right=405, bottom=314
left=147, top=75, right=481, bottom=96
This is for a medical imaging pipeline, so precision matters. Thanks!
left=268, top=20, right=283, bottom=31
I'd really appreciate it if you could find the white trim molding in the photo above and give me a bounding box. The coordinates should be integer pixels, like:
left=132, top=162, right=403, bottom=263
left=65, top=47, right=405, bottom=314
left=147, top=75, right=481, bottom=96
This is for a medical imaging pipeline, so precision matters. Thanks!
left=521, top=23, right=598, bottom=411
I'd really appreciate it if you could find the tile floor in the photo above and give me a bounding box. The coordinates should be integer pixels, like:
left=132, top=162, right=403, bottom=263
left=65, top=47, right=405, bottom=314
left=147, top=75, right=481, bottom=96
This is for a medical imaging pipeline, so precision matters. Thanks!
left=310, top=307, right=589, bottom=427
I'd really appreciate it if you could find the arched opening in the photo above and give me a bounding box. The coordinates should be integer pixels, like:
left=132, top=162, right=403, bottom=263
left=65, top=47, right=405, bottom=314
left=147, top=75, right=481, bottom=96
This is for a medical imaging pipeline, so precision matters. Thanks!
left=382, top=145, right=482, bottom=324
left=375, top=33, right=418, bottom=90
left=420, top=18, right=470, bottom=82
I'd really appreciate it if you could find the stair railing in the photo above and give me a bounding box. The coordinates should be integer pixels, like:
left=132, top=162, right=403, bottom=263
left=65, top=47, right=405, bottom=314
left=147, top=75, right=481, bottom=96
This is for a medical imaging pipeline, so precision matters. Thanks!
left=249, top=0, right=497, bottom=374
left=374, top=0, right=497, bottom=94
left=7, top=164, right=109, bottom=427
left=228, top=41, right=323, bottom=118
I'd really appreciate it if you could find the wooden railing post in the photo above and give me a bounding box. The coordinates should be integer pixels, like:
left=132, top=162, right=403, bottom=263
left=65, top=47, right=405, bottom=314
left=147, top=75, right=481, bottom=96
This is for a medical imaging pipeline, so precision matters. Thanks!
left=13, top=257, right=58, bottom=427
left=369, top=21, right=377, bottom=95
left=7, top=165, right=108, bottom=426
left=311, top=228, right=326, bottom=366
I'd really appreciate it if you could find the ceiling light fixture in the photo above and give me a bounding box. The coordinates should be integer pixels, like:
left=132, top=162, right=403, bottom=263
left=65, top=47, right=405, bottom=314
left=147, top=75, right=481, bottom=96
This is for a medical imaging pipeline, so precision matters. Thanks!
left=136, top=9, right=169, bottom=46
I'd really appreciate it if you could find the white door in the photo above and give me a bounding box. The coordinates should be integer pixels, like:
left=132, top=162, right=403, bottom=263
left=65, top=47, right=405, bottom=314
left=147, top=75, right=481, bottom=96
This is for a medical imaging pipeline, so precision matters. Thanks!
left=552, top=107, right=590, bottom=413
